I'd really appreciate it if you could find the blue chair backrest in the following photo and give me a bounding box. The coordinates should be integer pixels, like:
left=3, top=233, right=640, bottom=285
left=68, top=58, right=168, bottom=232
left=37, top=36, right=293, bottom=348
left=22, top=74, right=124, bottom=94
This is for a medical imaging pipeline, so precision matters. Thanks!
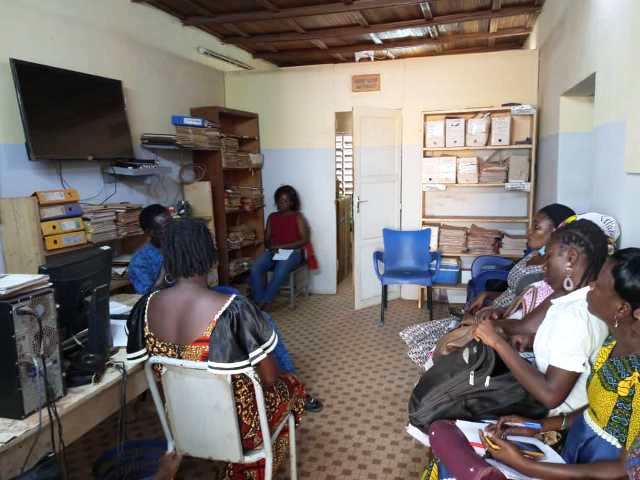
left=470, top=255, right=515, bottom=279
left=382, top=228, right=432, bottom=272
left=213, top=285, right=241, bottom=296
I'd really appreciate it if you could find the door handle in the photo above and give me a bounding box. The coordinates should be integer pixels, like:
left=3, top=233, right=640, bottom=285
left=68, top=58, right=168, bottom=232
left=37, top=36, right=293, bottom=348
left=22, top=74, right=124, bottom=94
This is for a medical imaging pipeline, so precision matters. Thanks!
left=356, top=196, right=368, bottom=213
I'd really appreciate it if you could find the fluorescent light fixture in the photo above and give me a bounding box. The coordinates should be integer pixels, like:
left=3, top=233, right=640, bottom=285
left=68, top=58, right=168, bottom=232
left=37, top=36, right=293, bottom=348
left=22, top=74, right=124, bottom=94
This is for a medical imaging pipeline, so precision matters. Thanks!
left=197, top=46, right=254, bottom=70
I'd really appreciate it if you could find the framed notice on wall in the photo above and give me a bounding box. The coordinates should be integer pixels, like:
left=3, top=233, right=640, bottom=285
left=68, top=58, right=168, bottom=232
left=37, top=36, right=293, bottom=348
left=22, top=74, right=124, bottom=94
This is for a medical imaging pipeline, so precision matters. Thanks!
left=352, top=74, right=380, bottom=92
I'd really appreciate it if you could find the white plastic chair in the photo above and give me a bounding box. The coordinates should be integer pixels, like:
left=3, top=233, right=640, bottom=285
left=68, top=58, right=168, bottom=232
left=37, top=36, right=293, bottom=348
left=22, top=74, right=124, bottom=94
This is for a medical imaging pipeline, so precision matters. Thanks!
left=144, top=356, right=298, bottom=480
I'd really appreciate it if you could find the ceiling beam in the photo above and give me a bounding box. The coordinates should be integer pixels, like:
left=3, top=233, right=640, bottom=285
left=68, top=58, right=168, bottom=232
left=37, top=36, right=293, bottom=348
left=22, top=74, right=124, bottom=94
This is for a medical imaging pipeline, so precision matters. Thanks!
left=286, top=19, right=306, bottom=33
left=311, top=39, right=329, bottom=49
left=222, top=5, right=540, bottom=44
left=488, top=0, right=502, bottom=47
left=223, top=23, right=250, bottom=38
left=257, top=0, right=280, bottom=11
left=354, top=11, right=370, bottom=27
left=184, top=0, right=430, bottom=26
left=256, top=27, right=530, bottom=61
left=419, top=1, right=433, bottom=20
left=332, top=53, right=348, bottom=62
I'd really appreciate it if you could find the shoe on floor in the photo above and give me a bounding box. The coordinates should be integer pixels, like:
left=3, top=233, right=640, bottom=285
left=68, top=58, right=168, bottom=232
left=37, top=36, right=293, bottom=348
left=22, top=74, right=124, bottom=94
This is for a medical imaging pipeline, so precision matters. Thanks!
left=304, top=395, right=323, bottom=413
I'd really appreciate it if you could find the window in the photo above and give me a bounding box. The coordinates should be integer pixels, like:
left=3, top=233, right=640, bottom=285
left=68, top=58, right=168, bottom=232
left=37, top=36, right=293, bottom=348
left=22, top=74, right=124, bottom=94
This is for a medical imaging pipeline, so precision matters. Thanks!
left=335, top=134, right=353, bottom=196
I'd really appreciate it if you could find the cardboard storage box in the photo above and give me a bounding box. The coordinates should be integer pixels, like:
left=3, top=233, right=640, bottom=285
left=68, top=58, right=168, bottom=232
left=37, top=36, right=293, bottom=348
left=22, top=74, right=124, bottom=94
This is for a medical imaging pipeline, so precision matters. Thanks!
left=466, top=116, right=490, bottom=147
left=445, top=118, right=466, bottom=148
left=512, top=115, right=533, bottom=144
left=422, top=156, right=457, bottom=184
left=425, top=117, right=445, bottom=148
left=457, top=157, right=479, bottom=184
left=508, top=153, right=530, bottom=182
left=491, top=113, right=512, bottom=146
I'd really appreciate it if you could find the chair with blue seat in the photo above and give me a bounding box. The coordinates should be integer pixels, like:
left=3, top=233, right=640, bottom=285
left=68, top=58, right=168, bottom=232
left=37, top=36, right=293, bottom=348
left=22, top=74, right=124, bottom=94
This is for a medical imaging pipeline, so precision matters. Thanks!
left=465, top=255, right=515, bottom=306
left=373, top=228, right=441, bottom=326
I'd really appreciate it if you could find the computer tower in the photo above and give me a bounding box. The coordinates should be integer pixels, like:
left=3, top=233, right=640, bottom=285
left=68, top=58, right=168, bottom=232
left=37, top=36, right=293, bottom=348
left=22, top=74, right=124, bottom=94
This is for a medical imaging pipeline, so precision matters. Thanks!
left=0, top=288, right=65, bottom=419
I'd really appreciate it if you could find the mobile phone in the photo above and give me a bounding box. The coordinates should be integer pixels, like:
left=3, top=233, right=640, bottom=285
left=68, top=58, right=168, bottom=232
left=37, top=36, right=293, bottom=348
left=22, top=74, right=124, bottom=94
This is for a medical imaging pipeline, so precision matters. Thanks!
left=511, top=440, right=545, bottom=458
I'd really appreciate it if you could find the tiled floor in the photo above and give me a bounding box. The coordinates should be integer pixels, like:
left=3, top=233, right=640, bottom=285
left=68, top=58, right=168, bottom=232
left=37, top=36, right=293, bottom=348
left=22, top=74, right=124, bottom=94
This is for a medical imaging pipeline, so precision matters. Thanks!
left=65, top=281, right=448, bottom=479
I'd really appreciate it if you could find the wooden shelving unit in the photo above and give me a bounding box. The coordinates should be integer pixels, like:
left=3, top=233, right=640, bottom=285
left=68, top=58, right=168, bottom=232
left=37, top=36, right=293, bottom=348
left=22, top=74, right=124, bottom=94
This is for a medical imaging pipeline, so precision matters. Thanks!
left=421, top=105, right=537, bottom=293
left=191, top=106, right=264, bottom=285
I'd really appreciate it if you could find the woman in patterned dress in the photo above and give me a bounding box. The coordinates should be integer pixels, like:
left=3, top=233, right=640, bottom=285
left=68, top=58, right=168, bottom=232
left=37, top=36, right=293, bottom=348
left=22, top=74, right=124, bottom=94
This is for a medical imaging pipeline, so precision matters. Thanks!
left=127, top=218, right=305, bottom=480
left=426, top=248, right=640, bottom=479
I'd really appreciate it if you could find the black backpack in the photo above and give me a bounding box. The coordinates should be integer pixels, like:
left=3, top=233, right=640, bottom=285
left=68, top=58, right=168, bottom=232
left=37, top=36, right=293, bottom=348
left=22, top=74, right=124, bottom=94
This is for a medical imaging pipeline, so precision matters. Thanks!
left=408, top=340, right=548, bottom=429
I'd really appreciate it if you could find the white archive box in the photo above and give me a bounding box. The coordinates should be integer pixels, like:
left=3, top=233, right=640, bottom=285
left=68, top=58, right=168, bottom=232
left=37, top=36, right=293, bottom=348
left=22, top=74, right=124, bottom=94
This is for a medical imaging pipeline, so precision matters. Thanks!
left=491, top=113, right=512, bottom=145
left=424, top=118, right=445, bottom=148
left=422, top=156, right=457, bottom=184
left=457, top=157, right=479, bottom=184
left=466, top=116, right=490, bottom=146
left=445, top=118, right=465, bottom=148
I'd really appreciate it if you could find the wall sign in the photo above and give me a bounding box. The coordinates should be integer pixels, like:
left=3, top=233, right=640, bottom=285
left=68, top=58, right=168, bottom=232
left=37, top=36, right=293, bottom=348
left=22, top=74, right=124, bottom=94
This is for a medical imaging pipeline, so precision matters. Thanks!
left=352, top=74, right=380, bottom=92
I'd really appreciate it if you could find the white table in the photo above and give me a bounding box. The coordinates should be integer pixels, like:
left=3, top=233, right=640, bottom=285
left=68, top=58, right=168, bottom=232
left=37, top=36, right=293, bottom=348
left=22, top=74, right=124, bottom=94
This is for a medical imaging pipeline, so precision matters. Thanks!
left=0, top=350, right=148, bottom=479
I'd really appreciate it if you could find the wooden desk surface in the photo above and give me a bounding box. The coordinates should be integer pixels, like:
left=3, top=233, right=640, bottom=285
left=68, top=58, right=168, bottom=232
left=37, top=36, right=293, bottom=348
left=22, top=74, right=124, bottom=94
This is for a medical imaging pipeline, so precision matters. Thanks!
left=0, top=350, right=149, bottom=479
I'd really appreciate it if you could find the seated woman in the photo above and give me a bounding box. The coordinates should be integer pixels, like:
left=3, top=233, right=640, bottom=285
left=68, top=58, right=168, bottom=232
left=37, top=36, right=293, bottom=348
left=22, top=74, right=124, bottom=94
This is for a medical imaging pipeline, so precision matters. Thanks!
left=432, top=248, right=640, bottom=480
left=400, top=203, right=575, bottom=368
left=469, top=203, right=575, bottom=315
left=250, top=185, right=310, bottom=310
left=128, top=204, right=172, bottom=295
left=474, top=219, right=609, bottom=415
left=127, top=218, right=305, bottom=479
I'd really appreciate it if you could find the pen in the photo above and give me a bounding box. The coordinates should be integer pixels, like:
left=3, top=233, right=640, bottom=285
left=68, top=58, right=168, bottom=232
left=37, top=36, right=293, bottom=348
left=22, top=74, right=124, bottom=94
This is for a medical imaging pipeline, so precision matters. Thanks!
left=481, top=420, right=542, bottom=429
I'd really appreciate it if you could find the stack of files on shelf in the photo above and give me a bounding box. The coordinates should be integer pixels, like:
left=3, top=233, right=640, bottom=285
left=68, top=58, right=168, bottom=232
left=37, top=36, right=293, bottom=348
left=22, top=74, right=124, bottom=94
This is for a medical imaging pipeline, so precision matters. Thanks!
left=221, top=137, right=252, bottom=168
left=226, top=225, right=257, bottom=250
left=501, top=234, right=528, bottom=256
left=438, top=225, right=467, bottom=253
left=224, top=186, right=263, bottom=212
left=229, top=257, right=253, bottom=277
left=82, top=205, right=119, bottom=243
left=467, top=224, right=503, bottom=255
left=114, top=204, right=144, bottom=237
left=175, top=126, right=221, bottom=149
left=35, top=189, right=88, bottom=251
left=479, top=160, right=508, bottom=184
left=0, top=274, right=50, bottom=299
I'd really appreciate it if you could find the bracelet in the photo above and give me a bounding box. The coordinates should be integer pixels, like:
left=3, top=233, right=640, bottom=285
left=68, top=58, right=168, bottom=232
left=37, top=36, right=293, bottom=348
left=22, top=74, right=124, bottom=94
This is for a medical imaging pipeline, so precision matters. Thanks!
left=560, top=413, right=568, bottom=431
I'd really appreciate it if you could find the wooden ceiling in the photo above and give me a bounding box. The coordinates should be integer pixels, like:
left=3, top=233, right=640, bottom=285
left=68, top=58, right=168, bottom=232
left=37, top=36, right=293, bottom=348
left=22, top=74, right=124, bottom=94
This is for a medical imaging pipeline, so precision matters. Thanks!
left=133, top=0, right=544, bottom=67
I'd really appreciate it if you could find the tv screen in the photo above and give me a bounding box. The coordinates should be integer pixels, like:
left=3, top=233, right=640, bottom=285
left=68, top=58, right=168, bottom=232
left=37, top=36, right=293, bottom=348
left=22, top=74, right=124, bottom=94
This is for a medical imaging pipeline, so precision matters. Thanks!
left=10, top=58, right=134, bottom=161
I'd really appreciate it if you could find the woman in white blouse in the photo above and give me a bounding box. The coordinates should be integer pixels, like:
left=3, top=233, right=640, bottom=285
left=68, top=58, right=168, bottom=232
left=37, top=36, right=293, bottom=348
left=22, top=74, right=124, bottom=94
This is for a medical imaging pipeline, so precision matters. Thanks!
left=474, top=219, right=610, bottom=414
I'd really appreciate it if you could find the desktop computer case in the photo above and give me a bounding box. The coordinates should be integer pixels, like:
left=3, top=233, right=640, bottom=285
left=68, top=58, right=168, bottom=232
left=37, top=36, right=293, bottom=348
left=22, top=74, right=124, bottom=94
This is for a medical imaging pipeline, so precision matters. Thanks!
left=0, top=288, right=65, bottom=419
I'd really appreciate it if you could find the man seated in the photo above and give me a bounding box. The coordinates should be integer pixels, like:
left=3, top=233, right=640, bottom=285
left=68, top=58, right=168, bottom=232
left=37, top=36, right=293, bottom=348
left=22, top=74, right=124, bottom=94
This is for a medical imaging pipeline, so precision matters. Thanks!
left=128, top=204, right=171, bottom=295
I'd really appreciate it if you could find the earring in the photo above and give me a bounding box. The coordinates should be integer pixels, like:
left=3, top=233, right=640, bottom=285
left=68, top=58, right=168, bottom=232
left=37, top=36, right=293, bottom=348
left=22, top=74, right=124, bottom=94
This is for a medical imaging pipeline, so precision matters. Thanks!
left=614, top=316, right=620, bottom=329
left=164, top=273, right=175, bottom=285
left=563, top=266, right=575, bottom=292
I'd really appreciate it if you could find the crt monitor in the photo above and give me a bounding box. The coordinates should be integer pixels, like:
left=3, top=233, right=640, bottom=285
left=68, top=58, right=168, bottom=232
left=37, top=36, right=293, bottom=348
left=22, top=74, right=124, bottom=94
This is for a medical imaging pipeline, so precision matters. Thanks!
left=39, top=245, right=113, bottom=357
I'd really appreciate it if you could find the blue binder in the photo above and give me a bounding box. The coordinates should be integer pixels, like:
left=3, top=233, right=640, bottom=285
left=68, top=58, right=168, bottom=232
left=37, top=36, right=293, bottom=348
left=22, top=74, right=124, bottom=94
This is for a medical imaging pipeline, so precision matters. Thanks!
left=171, top=115, right=209, bottom=128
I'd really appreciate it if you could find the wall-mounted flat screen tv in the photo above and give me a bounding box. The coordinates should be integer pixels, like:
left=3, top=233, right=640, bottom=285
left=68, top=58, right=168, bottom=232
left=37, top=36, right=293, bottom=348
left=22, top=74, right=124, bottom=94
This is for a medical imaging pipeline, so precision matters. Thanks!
left=10, top=58, right=134, bottom=161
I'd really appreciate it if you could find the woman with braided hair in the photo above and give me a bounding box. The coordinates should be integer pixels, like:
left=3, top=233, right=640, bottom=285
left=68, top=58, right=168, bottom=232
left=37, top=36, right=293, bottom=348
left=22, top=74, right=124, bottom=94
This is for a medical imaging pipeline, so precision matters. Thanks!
left=474, top=219, right=610, bottom=415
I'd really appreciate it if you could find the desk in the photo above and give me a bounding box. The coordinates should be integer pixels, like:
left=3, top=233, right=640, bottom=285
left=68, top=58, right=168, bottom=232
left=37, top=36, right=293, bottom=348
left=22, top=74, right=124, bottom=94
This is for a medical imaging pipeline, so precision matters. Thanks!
left=0, top=351, right=148, bottom=479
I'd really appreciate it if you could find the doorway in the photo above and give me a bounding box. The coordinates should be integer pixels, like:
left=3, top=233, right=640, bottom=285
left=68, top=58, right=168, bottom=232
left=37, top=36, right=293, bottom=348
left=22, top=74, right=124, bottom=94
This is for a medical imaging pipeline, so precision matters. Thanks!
left=335, top=112, right=353, bottom=287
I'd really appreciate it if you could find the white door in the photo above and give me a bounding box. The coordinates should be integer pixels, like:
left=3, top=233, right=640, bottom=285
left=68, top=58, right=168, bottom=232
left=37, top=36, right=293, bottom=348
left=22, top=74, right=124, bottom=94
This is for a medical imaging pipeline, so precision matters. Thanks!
left=353, top=107, right=402, bottom=310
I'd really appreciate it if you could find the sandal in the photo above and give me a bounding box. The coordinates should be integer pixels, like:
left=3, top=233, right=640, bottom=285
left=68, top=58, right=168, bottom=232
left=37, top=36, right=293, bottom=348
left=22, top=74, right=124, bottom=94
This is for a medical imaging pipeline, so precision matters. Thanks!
left=303, top=395, right=323, bottom=413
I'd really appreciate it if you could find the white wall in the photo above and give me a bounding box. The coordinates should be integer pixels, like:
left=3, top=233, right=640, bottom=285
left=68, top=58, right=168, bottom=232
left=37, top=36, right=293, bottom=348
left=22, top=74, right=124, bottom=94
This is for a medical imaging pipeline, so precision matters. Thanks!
left=536, top=0, right=640, bottom=247
left=225, top=50, right=539, bottom=295
left=0, top=0, right=226, bottom=272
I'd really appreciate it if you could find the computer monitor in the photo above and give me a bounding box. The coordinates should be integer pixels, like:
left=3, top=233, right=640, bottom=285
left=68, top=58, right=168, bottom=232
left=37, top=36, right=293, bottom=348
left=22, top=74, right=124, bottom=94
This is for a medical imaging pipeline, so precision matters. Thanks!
left=39, top=245, right=113, bottom=357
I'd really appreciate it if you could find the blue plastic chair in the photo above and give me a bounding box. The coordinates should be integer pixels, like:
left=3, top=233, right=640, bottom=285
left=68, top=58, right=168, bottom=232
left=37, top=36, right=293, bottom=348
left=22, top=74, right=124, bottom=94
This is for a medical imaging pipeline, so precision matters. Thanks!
left=466, top=255, right=515, bottom=305
left=373, top=228, right=441, bottom=326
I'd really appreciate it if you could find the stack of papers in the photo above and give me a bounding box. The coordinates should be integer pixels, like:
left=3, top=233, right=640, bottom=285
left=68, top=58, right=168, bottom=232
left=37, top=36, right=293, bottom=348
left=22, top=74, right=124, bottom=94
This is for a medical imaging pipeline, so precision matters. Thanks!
left=438, top=225, right=468, bottom=253
left=467, top=224, right=502, bottom=255
left=0, top=274, right=50, bottom=298
left=114, top=204, right=143, bottom=237
left=457, top=157, right=479, bottom=184
left=82, top=205, right=119, bottom=243
left=501, top=234, right=528, bottom=256
left=175, top=126, right=221, bottom=149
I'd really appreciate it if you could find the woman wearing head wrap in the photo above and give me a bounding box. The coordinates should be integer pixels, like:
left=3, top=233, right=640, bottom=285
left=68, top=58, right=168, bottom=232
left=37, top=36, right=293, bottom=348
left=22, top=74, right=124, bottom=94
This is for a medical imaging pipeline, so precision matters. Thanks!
left=400, top=203, right=575, bottom=368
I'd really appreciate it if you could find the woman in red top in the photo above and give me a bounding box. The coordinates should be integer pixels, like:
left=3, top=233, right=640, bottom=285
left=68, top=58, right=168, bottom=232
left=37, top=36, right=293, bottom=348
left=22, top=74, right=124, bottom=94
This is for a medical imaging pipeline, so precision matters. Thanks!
left=250, top=185, right=310, bottom=309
